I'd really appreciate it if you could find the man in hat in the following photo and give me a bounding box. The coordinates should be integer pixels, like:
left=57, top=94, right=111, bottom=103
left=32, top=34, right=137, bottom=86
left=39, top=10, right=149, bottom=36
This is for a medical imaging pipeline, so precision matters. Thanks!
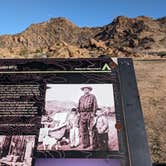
left=78, top=86, right=98, bottom=149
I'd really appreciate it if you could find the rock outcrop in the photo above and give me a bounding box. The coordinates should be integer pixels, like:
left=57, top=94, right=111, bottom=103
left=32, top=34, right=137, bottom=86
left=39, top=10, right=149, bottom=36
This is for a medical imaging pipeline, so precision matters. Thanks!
left=0, top=16, right=166, bottom=58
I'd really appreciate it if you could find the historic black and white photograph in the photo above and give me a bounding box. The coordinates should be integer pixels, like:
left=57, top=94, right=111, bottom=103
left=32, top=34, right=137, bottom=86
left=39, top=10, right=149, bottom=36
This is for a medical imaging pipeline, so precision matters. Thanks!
left=37, top=84, right=119, bottom=151
left=0, top=135, right=35, bottom=166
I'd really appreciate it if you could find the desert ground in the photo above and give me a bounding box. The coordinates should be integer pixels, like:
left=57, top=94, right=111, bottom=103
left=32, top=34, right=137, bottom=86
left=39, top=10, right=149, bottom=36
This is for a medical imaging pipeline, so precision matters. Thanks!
left=133, top=59, right=166, bottom=163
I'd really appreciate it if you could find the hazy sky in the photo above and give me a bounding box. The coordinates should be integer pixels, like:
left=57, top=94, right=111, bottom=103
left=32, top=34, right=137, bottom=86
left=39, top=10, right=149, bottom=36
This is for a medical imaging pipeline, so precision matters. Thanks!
left=46, top=84, right=115, bottom=107
left=0, top=0, right=165, bottom=35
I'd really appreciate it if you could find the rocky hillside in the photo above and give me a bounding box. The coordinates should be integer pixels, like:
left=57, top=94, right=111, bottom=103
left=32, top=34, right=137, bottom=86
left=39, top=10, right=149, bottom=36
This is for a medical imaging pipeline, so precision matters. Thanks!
left=0, top=16, right=166, bottom=58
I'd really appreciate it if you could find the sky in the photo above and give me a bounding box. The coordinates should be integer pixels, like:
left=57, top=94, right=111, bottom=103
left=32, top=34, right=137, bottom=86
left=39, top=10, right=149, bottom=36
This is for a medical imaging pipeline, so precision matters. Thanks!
left=0, top=0, right=166, bottom=35
left=46, top=84, right=115, bottom=107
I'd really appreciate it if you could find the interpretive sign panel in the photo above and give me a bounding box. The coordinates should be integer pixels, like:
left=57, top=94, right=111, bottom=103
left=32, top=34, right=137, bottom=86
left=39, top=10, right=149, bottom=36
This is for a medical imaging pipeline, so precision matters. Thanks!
left=0, top=57, right=152, bottom=166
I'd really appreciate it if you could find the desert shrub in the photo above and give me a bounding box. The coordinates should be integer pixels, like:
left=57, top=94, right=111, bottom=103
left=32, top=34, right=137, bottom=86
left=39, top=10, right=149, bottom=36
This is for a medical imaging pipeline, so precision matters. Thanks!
left=158, top=51, right=166, bottom=57
left=19, top=48, right=28, bottom=56
left=35, top=48, right=43, bottom=53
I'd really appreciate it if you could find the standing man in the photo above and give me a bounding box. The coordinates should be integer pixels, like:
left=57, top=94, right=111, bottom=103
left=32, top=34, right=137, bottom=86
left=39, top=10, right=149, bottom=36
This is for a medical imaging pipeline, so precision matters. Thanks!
left=78, top=86, right=98, bottom=149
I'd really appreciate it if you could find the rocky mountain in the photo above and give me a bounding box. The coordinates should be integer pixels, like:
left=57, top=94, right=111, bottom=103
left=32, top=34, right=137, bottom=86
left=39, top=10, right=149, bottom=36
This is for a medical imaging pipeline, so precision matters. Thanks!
left=0, top=16, right=166, bottom=58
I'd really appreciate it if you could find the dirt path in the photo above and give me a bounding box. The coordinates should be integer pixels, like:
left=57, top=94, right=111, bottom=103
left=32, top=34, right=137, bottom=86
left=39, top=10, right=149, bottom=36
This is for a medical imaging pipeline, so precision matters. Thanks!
left=134, top=59, right=166, bottom=163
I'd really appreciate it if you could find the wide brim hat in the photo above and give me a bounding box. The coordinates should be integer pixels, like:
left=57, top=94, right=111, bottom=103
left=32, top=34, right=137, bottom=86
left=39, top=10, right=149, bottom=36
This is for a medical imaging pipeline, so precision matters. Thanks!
left=81, top=86, right=93, bottom=91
